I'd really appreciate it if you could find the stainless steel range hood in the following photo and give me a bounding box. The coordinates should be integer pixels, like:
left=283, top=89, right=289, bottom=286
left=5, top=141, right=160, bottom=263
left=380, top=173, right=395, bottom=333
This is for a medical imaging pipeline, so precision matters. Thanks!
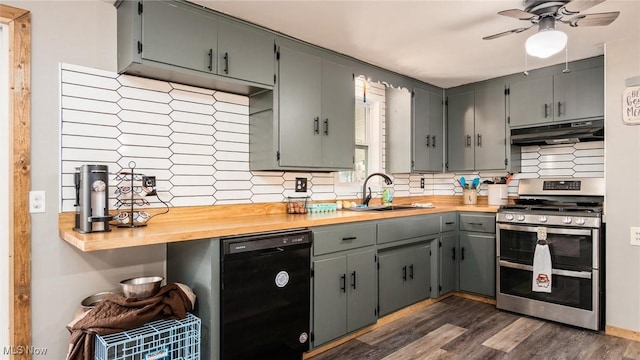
left=510, top=119, right=604, bottom=146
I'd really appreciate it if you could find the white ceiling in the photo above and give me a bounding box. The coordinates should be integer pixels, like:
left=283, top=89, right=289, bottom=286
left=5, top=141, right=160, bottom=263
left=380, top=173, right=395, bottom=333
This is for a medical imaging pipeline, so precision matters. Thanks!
left=191, top=0, right=640, bottom=88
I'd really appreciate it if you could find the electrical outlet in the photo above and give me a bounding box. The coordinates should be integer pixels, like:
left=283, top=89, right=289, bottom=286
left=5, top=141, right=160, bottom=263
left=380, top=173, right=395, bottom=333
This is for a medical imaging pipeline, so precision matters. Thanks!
left=29, top=190, right=46, bottom=213
left=295, top=177, right=308, bottom=192
left=420, top=178, right=425, bottom=189
left=631, top=227, right=640, bottom=246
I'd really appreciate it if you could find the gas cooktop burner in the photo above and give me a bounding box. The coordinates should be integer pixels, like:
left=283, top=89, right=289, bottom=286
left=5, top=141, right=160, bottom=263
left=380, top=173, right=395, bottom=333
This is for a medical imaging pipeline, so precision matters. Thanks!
left=500, top=203, right=603, bottom=214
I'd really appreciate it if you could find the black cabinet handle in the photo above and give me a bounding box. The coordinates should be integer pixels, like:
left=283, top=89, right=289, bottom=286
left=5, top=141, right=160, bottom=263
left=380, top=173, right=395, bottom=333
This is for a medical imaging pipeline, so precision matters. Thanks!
left=402, top=266, right=407, bottom=281
left=461, top=247, right=465, bottom=261
left=426, top=135, right=430, bottom=147
left=351, top=271, right=357, bottom=290
left=452, top=247, right=456, bottom=260
left=340, top=274, right=346, bottom=292
left=558, top=101, right=563, bottom=116
left=223, top=52, right=229, bottom=74
left=544, top=103, right=550, bottom=118
left=324, top=118, right=329, bottom=135
left=314, top=117, right=320, bottom=134
left=466, top=135, right=471, bottom=147
left=342, top=236, right=357, bottom=241
left=432, top=135, right=436, bottom=148
left=468, top=222, right=484, bottom=226
left=445, top=221, right=455, bottom=225
left=207, top=49, right=213, bottom=71
left=409, top=264, right=414, bottom=280
left=477, top=134, right=482, bottom=147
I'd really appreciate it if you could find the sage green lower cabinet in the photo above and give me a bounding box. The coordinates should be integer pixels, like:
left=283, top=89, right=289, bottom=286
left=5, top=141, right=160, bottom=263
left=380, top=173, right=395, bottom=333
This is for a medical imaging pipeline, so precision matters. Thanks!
left=312, top=248, right=377, bottom=346
left=458, top=221, right=496, bottom=298
left=438, top=232, right=458, bottom=296
left=378, top=243, right=431, bottom=316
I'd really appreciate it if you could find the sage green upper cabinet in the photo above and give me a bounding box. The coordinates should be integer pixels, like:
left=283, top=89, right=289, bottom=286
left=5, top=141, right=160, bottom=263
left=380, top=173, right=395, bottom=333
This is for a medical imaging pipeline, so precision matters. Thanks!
left=217, top=20, right=276, bottom=86
left=447, top=90, right=475, bottom=171
left=508, top=76, right=553, bottom=127
left=413, top=88, right=444, bottom=172
left=142, top=1, right=218, bottom=74
left=117, top=0, right=275, bottom=93
left=255, top=46, right=355, bottom=171
left=508, top=57, right=604, bottom=127
left=388, top=87, right=444, bottom=173
left=446, top=84, right=507, bottom=172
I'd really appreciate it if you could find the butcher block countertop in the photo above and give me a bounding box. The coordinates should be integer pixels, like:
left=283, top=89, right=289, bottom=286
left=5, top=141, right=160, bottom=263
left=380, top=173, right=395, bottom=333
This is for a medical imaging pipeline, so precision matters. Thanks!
left=59, top=196, right=501, bottom=252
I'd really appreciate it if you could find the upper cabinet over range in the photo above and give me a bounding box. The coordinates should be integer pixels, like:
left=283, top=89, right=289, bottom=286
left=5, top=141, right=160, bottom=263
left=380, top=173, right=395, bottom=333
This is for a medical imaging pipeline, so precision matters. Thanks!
left=507, top=57, right=604, bottom=128
left=117, top=0, right=275, bottom=94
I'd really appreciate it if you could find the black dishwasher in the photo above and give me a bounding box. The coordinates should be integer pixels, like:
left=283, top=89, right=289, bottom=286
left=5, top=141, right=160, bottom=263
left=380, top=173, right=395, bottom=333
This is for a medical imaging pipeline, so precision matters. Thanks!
left=221, top=229, right=312, bottom=360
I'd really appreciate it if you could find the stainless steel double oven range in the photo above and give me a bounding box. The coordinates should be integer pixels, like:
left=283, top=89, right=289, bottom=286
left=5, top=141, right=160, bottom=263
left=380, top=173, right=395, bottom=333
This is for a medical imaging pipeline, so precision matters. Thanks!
left=496, top=178, right=605, bottom=330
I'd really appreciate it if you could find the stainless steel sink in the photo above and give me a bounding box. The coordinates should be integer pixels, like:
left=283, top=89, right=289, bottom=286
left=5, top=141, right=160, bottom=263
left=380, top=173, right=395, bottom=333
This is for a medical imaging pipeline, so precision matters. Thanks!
left=344, top=205, right=416, bottom=212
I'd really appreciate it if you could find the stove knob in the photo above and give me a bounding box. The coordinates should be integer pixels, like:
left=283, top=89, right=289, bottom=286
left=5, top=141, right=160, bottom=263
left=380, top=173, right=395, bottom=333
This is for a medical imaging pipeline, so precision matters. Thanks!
left=505, top=214, right=514, bottom=221
left=516, top=214, right=526, bottom=222
left=563, top=217, right=572, bottom=224
left=575, top=217, right=585, bottom=225
left=538, top=216, right=548, bottom=223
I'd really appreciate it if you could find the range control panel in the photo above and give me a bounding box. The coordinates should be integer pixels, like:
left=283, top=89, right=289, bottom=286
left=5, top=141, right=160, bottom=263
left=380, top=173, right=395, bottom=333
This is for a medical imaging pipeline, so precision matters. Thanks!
left=542, top=180, right=581, bottom=191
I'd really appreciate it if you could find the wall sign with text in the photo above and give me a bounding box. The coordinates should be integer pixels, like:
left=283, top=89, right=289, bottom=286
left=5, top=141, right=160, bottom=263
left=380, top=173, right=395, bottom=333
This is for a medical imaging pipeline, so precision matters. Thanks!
left=623, top=85, right=640, bottom=125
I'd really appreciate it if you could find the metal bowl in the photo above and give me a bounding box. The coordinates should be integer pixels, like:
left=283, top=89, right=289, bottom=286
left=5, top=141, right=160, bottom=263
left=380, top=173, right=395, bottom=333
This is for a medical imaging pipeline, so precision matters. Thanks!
left=80, top=291, right=117, bottom=311
left=119, top=276, right=164, bottom=299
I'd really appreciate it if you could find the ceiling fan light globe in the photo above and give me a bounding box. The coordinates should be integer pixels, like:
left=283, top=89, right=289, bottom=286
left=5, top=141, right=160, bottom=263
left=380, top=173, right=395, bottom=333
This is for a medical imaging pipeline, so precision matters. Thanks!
left=525, top=29, right=568, bottom=58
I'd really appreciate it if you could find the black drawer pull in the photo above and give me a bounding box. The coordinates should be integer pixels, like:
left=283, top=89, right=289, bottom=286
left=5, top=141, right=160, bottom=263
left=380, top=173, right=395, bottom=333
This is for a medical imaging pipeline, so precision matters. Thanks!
left=402, top=266, right=407, bottom=281
left=461, top=247, right=465, bottom=261
left=467, top=222, right=484, bottom=226
left=445, top=221, right=455, bottom=225
left=351, top=271, right=357, bottom=290
left=340, top=274, right=346, bottom=292
left=409, top=264, right=414, bottom=280
left=452, top=248, right=456, bottom=260
left=342, top=236, right=357, bottom=241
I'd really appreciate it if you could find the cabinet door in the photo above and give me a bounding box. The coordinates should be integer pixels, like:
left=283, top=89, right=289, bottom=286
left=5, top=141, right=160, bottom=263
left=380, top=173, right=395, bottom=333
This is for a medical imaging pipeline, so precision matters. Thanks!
left=413, top=88, right=432, bottom=172
left=346, top=249, right=377, bottom=333
left=278, top=46, right=323, bottom=167
left=474, top=84, right=506, bottom=170
left=553, top=66, right=604, bottom=122
left=313, top=256, right=347, bottom=346
left=446, top=91, right=475, bottom=171
left=406, top=244, right=431, bottom=305
left=321, top=59, right=355, bottom=169
left=439, top=232, right=458, bottom=296
left=459, top=232, right=496, bottom=297
left=429, top=91, right=444, bottom=172
left=142, top=1, right=218, bottom=73
left=218, top=20, right=275, bottom=85
left=378, top=248, right=411, bottom=316
left=508, top=76, right=554, bottom=127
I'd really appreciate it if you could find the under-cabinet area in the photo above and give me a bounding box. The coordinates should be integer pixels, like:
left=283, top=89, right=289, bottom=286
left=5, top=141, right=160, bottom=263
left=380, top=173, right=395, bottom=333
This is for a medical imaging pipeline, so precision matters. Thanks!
left=164, top=210, right=496, bottom=359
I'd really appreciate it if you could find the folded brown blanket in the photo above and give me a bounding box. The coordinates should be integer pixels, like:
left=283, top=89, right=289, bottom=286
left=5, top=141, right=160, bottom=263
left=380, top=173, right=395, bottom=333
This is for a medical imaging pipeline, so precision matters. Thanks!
left=66, top=283, right=196, bottom=360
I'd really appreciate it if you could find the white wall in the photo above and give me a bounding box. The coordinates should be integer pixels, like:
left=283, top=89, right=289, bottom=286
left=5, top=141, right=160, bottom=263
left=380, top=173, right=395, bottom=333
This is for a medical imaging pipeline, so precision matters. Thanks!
left=605, top=24, right=640, bottom=330
left=1, top=23, right=9, bottom=358
left=2, top=1, right=165, bottom=357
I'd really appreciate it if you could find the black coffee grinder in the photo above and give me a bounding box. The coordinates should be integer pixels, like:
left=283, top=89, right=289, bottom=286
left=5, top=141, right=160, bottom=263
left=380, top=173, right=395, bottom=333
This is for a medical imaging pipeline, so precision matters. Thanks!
left=73, top=164, right=112, bottom=233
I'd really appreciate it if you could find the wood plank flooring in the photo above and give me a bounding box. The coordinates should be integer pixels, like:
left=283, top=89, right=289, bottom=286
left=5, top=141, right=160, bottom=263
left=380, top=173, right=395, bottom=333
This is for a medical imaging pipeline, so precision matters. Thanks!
left=310, top=296, right=640, bottom=360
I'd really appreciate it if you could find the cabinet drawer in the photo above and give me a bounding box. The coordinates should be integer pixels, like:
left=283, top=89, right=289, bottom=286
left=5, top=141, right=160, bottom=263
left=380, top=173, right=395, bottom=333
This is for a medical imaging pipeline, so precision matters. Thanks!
left=313, top=223, right=376, bottom=256
left=459, top=213, right=496, bottom=233
left=377, top=215, right=440, bottom=245
left=441, top=212, right=457, bottom=233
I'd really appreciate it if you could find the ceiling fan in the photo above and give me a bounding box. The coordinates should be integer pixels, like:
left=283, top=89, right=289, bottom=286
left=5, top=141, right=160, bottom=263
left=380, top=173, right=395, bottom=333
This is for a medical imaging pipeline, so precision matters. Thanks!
left=483, top=0, right=620, bottom=58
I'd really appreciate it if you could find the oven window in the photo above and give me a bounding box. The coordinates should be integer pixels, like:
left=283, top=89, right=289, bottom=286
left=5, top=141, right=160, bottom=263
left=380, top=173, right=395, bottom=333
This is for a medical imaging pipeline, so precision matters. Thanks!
left=499, top=227, right=593, bottom=270
left=499, top=267, right=593, bottom=310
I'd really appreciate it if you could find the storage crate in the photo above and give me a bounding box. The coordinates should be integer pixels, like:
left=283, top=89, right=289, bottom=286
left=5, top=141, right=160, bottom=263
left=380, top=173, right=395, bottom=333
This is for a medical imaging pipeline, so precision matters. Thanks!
left=95, top=313, right=200, bottom=360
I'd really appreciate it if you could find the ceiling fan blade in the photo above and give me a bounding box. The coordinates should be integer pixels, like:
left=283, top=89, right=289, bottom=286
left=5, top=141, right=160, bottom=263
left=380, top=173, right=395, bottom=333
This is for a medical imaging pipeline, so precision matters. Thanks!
left=483, top=27, right=531, bottom=40
left=562, top=0, right=606, bottom=14
left=498, top=9, right=538, bottom=20
left=569, top=11, right=620, bottom=27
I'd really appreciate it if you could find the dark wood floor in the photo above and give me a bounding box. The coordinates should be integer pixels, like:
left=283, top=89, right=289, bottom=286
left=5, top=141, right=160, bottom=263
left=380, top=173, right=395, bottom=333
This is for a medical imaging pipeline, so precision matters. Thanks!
left=311, top=296, right=640, bottom=360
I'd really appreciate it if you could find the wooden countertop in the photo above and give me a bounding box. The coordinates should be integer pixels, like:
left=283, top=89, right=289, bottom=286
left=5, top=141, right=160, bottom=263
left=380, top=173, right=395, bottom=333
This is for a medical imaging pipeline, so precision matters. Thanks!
left=59, top=196, right=499, bottom=252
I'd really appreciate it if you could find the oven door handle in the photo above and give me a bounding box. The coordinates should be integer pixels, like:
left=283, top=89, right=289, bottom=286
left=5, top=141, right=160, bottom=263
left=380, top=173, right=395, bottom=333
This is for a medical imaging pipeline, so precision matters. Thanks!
left=497, top=223, right=592, bottom=236
left=499, top=260, right=592, bottom=279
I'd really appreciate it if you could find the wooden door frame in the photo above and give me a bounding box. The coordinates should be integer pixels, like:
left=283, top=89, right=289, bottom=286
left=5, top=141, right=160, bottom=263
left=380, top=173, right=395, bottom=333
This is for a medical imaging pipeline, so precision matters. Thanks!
left=1, top=4, right=31, bottom=359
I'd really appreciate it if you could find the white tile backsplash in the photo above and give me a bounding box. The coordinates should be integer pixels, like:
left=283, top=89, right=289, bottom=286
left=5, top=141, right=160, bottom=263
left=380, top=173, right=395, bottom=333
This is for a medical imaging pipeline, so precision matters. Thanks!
left=60, top=64, right=606, bottom=210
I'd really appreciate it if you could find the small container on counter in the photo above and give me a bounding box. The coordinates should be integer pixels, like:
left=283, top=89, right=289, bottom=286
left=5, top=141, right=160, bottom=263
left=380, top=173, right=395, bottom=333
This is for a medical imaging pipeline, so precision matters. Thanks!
left=287, top=196, right=309, bottom=214
left=462, top=189, right=478, bottom=205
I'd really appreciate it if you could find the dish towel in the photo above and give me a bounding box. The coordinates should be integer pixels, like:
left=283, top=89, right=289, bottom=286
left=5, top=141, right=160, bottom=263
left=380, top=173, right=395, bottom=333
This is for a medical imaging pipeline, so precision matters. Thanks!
left=532, top=227, right=552, bottom=293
